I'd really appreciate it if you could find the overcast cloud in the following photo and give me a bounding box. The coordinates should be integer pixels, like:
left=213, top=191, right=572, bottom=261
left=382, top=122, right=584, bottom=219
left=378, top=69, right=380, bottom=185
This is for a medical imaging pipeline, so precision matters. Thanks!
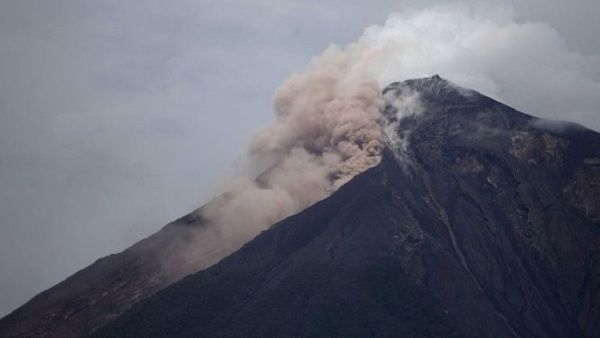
left=1, top=0, right=599, bottom=317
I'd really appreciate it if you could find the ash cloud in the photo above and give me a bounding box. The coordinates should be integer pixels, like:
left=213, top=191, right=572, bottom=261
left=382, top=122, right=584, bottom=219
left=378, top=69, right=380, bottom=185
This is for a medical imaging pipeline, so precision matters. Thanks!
left=192, top=44, right=388, bottom=259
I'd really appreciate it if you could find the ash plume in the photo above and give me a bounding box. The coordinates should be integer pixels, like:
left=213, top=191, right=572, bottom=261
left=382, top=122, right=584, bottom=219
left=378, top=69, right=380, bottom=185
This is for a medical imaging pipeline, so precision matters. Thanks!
left=197, top=43, right=387, bottom=253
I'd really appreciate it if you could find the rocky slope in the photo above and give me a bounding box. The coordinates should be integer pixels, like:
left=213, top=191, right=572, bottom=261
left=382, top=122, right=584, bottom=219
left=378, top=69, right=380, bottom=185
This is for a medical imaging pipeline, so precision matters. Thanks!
left=0, top=207, right=231, bottom=337
left=94, top=76, right=600, bottom=337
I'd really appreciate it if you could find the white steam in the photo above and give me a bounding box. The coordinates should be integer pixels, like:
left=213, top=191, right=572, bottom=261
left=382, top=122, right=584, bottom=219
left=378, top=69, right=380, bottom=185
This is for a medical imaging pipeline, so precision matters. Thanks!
left=174, top=2, right=600, bottom=273
left=383, top=86, right=424, bottom=163
left=359, top=3, right=600, bottom=130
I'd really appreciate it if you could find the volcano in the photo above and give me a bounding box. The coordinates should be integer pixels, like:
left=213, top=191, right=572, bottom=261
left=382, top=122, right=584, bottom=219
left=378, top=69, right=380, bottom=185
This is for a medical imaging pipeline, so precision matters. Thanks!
left=2, top=76, right=600, bottom=337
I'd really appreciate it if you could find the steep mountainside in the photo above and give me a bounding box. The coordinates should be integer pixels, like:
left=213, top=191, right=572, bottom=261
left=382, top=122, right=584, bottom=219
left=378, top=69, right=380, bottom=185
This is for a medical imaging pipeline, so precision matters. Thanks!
left=96, top=76, right=600, bottom=337
left=0, top=207, right=226, bottom=337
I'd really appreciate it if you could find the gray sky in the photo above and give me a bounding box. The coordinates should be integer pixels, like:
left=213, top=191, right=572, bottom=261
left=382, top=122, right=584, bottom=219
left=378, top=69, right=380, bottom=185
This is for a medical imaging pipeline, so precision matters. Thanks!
left=0, top=0, right=599, bottom=317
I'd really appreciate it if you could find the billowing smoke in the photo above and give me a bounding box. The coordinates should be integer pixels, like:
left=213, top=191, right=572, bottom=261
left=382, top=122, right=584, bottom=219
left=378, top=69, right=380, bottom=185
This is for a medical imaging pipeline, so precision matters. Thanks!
left=197, top=44, right=387, bottom=253
left=167, top=2, right=600, bottom=275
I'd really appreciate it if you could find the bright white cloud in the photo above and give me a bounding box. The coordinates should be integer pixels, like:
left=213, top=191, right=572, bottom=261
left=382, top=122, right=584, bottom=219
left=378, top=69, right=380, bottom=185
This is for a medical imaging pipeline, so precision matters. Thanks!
left=342, top=3, right=600, bottom=130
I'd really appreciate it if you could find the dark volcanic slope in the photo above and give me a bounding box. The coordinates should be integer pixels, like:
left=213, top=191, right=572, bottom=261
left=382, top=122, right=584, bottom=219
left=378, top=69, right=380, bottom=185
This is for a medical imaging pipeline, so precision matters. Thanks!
left=94, top=152, right=459, bottom=338
left=96, top=76, right=600, bottom=338
left=0, top=208, right=224, bottom=337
